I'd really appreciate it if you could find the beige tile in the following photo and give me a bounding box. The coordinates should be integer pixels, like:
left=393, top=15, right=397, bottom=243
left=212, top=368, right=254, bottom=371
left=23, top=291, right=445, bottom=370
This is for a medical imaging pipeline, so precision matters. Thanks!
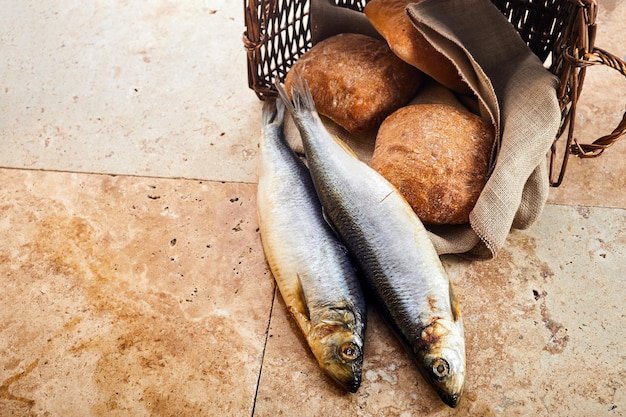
left=254, top=294, right=455, bottom=417
left=447, top=204, right=625, bottom=416
left=1, top=0, right=623, bottom=191
left=1, top=1, right=625, bottom=416
left=0, top=1, right=261, bottom=183
left=0, top=168, right=273, bottom=416
left=254, top=203, right=625, bottom=416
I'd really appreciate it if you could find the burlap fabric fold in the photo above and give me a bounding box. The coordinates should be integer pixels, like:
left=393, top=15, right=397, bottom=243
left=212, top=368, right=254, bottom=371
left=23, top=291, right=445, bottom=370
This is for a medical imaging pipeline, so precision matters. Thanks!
left=285, top=0, right=561, bottom=260
left=406, top=0, right=561, bottom=259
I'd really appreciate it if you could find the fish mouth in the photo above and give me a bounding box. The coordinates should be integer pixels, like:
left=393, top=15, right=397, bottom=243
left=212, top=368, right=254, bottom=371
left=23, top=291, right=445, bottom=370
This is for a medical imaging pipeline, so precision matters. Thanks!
left=310, top=321, right=365, bottom=393
left=321, top=348, right=363, bottom=393
left=319, top=347, right=363, bottom=393
left=426, top=371, right=464, bottom=408
left=439, top=391, right=461, bottom=408
left=345, top=379, right=360, bottom=394
left=327, top=368, right=361, bottom=393
left=417, top=323, right=466, bottom=408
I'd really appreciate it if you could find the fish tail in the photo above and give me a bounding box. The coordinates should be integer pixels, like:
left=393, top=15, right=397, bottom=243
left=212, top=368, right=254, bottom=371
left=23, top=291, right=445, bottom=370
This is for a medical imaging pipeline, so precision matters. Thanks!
left=275, top=80, right=295, bottom=117
left=262, top=97, right=285, bottom=128
left=290, top=71, right=317, bottom=116
left=275, top=71, right=318, bottom=120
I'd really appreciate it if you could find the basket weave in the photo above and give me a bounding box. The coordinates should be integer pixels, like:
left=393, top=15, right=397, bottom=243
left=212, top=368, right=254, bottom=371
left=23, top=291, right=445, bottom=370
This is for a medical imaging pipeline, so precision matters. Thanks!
left=243, top=0, right=626, bottom=186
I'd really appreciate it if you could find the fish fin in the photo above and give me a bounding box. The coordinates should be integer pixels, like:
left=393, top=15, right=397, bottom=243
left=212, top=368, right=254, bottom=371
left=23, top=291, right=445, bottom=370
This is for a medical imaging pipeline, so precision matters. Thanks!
left=290, top=70, right=316, bottom=115
left=449, top=280, right=461, bottom=322
left=275, top=71, right=317, bottom=118
left=262, top=97, right=285, bottom=127
left=288, top=273, right=312, bottom=334
left=288, top=304, right=313, bottom=338
left=295, top=273, right=311, bottom=320
left=321, top=206, right=341, bottom=237
left=449, top=281, right=464, bottom=337
left=276, top=74, right=360, bottom=160
left=275, top=80, right=296, bottom=117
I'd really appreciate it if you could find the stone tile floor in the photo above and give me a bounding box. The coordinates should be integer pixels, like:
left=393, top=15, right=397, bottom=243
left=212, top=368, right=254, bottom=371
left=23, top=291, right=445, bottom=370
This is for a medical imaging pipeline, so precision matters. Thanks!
left=0, top=1, right=625, bottom=416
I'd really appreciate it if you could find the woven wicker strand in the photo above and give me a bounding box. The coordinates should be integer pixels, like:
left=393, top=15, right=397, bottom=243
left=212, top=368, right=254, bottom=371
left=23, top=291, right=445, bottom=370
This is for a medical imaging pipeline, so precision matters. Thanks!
left=548, top=0, right=626, bottom=184
left=243, top=0, right=626, bottom=186
left=568, top=48, right=626, bottom=158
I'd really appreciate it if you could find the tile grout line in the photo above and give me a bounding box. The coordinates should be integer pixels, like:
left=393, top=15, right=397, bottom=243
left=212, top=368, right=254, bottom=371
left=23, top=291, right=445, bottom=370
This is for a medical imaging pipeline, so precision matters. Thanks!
left=250, top=285, right=277, bottom=417
left=545, top=201, right=626, bottom=211
left=0, top=166, right=260, bottom=186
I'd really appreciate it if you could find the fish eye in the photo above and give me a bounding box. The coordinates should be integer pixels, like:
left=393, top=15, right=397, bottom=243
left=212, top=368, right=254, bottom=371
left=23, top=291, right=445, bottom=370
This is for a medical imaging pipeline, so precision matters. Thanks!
left=431, top=358, right=450, bottom=379
left=339, top=342, right=360, bottom=360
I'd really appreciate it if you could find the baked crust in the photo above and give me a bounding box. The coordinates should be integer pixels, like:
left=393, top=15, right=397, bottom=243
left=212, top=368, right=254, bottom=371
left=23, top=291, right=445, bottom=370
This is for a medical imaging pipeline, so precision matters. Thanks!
left=364, top=0, right=471, bottom=94
left=370, top=103, right=494, bottom=224
left=285, top=33, right=423, bottom=133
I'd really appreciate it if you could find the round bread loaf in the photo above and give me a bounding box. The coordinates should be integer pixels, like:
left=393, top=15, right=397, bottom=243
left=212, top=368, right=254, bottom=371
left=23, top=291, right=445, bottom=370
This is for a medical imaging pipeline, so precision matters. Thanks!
left=284, top=33, right=423, bottom=134
left=364, top=0, right=471, bottom=95
left=370, top=104, right=494, bottom=225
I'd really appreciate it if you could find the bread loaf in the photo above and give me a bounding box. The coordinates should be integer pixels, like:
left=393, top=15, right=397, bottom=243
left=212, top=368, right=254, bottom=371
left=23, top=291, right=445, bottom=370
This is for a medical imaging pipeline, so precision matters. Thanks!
left=370, top=103, right=494, bottom=224
left=284, top=33, right=423, bottom=133
left=364, top=0, right=471, bottom=95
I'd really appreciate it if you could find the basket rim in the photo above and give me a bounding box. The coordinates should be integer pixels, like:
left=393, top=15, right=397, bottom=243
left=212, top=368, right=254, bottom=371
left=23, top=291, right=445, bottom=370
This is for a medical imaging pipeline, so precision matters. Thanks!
left=243, top=0, right=626, bottom=186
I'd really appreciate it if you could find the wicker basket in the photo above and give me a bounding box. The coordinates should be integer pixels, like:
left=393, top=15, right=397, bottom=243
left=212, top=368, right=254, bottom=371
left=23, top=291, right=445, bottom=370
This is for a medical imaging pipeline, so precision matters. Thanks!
left=243, top=0, right=626, bottom=186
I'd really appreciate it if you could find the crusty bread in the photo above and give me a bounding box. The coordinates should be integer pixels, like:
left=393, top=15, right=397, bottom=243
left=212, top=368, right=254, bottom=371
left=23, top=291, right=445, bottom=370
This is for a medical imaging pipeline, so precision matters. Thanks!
left=284, top=33, right=423, bottom=134
left=364, top=0, right=471, bottom=94
left=370, top=103, right=494, bottom=224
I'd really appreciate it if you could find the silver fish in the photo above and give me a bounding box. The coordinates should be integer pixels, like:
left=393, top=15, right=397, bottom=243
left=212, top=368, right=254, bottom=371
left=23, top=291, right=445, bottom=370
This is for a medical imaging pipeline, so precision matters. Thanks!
left=277, top=74, right=466, bottom=407
left=257, top=98, right=367, bottom=393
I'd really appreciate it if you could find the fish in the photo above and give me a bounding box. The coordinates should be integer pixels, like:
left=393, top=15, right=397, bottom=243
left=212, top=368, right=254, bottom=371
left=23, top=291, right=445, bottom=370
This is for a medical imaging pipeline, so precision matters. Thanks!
left=256, top=97, right=367, bottom=393
left=276, top=74, right=466, bottom=407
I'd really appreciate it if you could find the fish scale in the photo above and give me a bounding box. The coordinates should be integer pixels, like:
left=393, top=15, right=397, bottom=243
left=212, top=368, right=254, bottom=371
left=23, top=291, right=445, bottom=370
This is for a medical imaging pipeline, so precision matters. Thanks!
left=277, top=73, right=466, bottom=408
left=256, top=98, right=367, bottom=393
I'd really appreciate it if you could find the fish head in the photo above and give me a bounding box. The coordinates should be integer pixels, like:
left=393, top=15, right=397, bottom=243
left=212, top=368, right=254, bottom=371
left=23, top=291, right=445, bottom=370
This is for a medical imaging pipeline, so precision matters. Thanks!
left=415, top=319, right=466, bottom=408
left=309, top=308, right=365, bottom=393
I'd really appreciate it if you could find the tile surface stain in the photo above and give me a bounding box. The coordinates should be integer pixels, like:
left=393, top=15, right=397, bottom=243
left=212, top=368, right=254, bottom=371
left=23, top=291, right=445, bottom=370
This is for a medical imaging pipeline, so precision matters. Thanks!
left=1, top=0, right=625, bottom=415
left=535, top=291, right=570, bottom=354
left=0, top=171, right=273, bottom=416
left=0, top=359, right=39, bottom=408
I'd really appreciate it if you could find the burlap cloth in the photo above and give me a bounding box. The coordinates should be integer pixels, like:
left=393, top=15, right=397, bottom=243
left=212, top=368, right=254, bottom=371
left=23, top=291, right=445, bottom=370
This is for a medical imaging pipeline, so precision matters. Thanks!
left=285, top=0, right=561, bottom=260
